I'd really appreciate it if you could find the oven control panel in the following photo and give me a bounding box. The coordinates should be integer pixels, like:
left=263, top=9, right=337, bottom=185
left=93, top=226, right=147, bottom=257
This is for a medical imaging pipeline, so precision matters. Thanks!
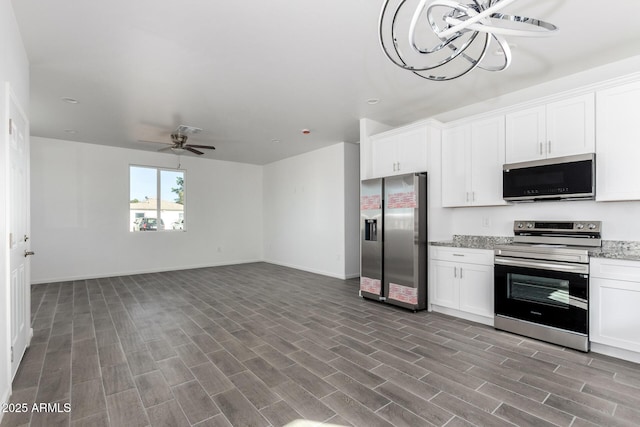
left=514, top=221, right=601, bottom=233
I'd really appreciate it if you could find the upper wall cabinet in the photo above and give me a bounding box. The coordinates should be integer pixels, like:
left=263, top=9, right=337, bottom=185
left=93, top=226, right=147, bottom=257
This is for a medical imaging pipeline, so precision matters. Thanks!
left=371, top=124, right=428, bottom=178
left=505, top=93, right=595, bottom=163
left=441, top=115, right=506, bottom=207
left=596, top=80, right=640, bottom=201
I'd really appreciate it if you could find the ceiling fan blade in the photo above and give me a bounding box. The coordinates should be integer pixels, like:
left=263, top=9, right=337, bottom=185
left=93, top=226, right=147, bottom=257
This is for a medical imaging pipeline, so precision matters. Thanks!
left=185, top=146, right=205, bottom=155
left=186, top=144, right=216, bottom=150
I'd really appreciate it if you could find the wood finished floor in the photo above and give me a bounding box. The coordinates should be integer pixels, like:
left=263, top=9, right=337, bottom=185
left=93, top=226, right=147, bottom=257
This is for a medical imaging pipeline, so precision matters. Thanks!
left=2, top=262, right=640, bottom=427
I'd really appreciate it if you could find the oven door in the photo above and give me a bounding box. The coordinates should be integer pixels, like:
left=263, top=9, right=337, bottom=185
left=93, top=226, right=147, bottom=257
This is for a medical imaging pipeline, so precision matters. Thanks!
left=494, top=257, right=588, bottom=334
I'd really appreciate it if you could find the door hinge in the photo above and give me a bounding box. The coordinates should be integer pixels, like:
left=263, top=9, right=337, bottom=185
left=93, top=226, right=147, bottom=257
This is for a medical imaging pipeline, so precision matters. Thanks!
left=8, top=118, right=12, bottom=135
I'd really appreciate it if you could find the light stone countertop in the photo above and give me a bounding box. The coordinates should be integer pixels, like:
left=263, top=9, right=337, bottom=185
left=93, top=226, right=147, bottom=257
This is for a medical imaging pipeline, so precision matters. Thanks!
left=589, top=241, right=640, bottom=262
left=430, top=236, right=640, bottom=262
left=429, top=235, right=513, bottom=251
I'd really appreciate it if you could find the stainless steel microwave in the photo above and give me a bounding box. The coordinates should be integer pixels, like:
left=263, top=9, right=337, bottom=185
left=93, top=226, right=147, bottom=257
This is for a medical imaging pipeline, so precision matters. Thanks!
left=503, top=153, right=595, bottom=202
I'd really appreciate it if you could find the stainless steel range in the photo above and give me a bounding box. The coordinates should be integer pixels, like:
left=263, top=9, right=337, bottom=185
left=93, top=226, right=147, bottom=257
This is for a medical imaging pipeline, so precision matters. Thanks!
left=494, top=221, right=602, bottom=352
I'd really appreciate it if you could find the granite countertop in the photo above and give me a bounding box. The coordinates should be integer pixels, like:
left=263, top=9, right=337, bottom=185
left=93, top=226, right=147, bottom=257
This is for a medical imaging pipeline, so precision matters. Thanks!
left=430, top=236, right=640, bottom=262
left=589, top=241, right=640, bottom=262
left=430, top=235, right=513, bottom=251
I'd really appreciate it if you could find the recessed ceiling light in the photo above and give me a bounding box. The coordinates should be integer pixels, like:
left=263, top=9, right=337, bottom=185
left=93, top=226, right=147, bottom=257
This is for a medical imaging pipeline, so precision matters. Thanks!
left=61, top=97, right=79, bottom=104
left=64, top=129, right=77, bottom=134
left=367, top=98, right=380, bottom=105
left=271, top=139, right=281, bottom=143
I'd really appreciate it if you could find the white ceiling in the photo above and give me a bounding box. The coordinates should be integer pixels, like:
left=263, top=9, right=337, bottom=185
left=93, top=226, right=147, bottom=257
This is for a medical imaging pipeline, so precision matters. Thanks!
left=12, top=0, right=640, bottom=165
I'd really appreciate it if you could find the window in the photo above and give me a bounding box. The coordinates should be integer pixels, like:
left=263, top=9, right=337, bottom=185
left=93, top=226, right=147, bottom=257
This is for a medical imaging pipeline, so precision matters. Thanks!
left=129, top=165, right=185, bottom=232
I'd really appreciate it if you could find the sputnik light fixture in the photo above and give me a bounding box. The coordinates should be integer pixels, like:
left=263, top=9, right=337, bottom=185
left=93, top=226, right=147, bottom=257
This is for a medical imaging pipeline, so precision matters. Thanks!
left=379, top=0, right=558, bottom=81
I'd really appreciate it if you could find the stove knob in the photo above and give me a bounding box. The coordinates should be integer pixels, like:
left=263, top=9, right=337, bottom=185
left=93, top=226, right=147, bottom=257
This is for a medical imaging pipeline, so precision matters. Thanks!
left=517, top=222, right=524, bottom=229
left=588, top=223, right=597, bottom=230
left=526, top=223, right=534, bottom=229
left=576, top=223, right=584, bottom=230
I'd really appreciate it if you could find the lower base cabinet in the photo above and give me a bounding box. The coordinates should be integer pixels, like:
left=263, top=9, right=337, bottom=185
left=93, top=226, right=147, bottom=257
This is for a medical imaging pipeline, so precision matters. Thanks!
left=430, top=247, right=494, bottom=325
left=590, top=258, right=640, bottom=355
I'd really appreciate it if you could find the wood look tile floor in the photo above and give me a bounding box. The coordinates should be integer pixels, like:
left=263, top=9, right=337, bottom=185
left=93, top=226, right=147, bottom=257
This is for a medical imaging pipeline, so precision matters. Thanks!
left=2, top=262, right=640, bottom=427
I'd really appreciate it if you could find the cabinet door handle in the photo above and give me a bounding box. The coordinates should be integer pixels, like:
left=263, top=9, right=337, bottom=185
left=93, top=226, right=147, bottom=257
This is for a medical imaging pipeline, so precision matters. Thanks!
left=466, top=192, right=469, bottom=202
left=472, top=192, right=475, bottom=202
left=548, top=140, right=551, bottom=154
left=460, top=267, right=463, bottom=279
left=539, top=142, right=543, bottom=155
left=454, top=267, right=457, bottom=278
left=397, top=162, right=400, bottom=171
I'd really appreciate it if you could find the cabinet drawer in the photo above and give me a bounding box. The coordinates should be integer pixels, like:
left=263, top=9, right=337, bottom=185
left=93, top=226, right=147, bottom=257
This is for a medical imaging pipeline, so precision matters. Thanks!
left=590, top=258, right=640, bottom=282
left=430, top=246, right=493, bottom=265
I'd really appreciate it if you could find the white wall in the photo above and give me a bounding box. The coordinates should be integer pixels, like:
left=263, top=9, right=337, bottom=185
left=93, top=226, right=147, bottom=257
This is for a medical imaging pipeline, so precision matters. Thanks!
left=424, top=124, right=452, bottom=242
left=343, top=142, right=360, bottom=278
left=447, top=200, right=640, bottom=241
left=30, top=137, right=263, bottom=283
left=0, top=0, right=29, bottom=417
left=263, top=142, right=359, bottom=279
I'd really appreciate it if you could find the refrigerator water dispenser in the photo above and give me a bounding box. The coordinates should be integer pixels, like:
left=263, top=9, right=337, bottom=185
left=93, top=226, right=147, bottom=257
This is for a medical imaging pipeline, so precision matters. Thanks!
left=364, top=219, right=377, bottom=241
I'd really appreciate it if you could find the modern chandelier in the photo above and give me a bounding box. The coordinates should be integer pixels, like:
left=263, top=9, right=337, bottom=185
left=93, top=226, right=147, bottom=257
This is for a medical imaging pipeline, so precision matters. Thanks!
left=379, top=0, right=558, bottom=81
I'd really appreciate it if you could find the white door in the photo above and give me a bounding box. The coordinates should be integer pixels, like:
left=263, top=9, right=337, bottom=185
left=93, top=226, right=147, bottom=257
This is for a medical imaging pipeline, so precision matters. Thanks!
left=7, top=84, right=31, bottom=378
left=595, top=81, right=640, bottom=201
left=505, top=106, right=546, bottom=163
left=371, top=133, right=398, bottom=177
left=395, top=125, right=428, bottom=174
left=470, top=116, right=506, bottom=206
left=458, top=263, right=494, bottom=318
left=430, top=260, right=459, bottom=309
left=546, top=94, right=595, bottom=158
left=441, top=125, right=470, bottom=207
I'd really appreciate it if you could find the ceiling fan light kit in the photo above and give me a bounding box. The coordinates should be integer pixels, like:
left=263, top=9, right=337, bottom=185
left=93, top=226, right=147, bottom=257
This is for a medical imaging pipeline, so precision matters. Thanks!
left=379, top=0, right=558, bottom=81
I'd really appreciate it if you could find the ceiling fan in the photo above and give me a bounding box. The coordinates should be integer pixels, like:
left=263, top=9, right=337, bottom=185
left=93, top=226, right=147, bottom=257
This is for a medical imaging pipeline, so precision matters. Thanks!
left=142, top=124, right=216, bottom=155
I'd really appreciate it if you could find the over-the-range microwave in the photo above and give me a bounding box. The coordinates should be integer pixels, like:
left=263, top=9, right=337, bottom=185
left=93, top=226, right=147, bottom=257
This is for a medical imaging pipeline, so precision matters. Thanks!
left=503, top=153, right=595, bottom=202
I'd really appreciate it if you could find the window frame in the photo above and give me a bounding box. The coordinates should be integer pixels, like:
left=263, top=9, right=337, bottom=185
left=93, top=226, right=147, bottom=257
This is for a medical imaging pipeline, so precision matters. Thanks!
left=129, top=164, right=186, bottom=232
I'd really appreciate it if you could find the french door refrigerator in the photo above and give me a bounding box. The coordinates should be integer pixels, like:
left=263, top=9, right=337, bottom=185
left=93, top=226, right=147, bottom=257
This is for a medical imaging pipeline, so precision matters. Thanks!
left=360, top=172, right=427, bottom=311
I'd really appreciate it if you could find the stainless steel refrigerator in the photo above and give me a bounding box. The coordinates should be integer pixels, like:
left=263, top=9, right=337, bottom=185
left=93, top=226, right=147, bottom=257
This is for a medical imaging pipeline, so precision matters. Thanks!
left=360, top=172, right=427, bottom=311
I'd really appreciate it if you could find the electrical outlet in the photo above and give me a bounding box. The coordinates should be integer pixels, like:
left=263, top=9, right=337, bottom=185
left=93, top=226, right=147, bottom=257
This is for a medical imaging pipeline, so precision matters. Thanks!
left=482, top=217, right=491, bottom=228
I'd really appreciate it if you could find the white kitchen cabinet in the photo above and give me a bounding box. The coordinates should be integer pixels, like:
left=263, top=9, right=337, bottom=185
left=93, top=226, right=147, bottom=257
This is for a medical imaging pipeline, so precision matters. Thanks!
left=595, top=80, right=640, bottom=201
left=430, top=246, right=494, bottom=324
left=431, top=260, right=458, bottom=309
left=441, top=125, right=469, bottom=207
left=441, top=115, right=506, bottom=207
left=590, top=258, right=640, bottom=354
left=458, top=263, right=494, bottom=318
left=504, top=106, right=545, bottom=163
left=505, top=93, right=595, bottom=163
left=371, top=124, right=428, bottom=177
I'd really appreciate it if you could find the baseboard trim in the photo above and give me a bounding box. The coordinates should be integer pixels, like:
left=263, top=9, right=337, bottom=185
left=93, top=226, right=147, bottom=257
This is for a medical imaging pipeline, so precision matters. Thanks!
left=0, top=385, right=10, bottom=425
left=262, top=259, right=352, bottom=280
left=590, top=342, right=640, bottom=364
left=30, top=259, right=263, bottom=285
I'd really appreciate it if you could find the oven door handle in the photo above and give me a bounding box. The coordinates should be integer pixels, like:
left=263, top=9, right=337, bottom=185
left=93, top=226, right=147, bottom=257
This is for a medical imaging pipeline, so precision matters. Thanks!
left=494, top=257, right=589, bottom=275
